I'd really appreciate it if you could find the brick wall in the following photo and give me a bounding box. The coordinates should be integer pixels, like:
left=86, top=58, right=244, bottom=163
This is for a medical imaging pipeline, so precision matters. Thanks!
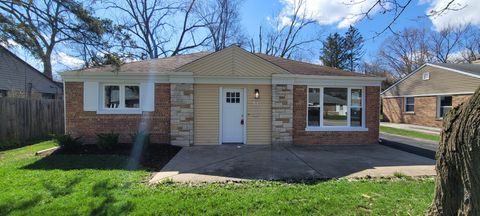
left=293, top=86, right=380, bottom=145
left=382, top=94, right=472, bottom=128
left=65, top=82, right=170, bottom=144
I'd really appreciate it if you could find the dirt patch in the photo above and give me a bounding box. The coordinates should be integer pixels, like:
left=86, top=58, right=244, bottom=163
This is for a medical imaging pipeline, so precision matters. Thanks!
left=53, top=144, right=181, bottom=171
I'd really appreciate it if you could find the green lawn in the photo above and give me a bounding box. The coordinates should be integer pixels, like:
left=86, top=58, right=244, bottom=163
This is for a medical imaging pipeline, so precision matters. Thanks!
left=380, top=126, right=441, bottom=142
left=0, top=141, right=435, bottom=215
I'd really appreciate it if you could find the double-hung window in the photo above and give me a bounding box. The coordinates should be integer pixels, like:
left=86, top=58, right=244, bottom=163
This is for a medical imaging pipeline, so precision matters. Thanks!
left=437, top=96, right=452, bottom=119
left=404, top=97, right=415, bottom=113
left=307, top=87, right=365, bottom=131
left=103, top=84, right=140, bottom=110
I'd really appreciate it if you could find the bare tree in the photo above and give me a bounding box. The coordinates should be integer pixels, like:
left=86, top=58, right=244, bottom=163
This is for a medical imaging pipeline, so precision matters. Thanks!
left=105, top=0, right=176, bottom=59
left=349, top=0, right=466, bottom=36
left=195, top=0, right=245, bottom=51
left=170, top=0, right=212, bottom=56
left=248, top=0, right=318, bottom=59
left=377, top=28, right=431, bottom=77
left=0, top=0, right=111, bottom=78
left=429, top=25, right=468, bottom=63
left=461, top=27, right=480, bottom=63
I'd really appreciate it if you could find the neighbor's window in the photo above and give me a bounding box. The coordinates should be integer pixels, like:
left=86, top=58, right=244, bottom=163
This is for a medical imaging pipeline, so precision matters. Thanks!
left=103, top=84, right=140, bottom=109
left=323, top=88, right=348, bottom=126
left=405, top=97, right=415, bottom=113
left=42, top=93, right=55, bottom=99
left=0, top=89, right=7, bottom=97
left=307, top=87, right=364, bottom=128
left=125, top=85, right=140, bottom=108
left=422, top=72, right=430, bottom=80
left=437, top=96, right=452, bottom=119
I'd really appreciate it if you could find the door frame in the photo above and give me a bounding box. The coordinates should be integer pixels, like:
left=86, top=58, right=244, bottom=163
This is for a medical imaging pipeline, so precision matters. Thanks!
left=219, top=87, right=247, bottom=144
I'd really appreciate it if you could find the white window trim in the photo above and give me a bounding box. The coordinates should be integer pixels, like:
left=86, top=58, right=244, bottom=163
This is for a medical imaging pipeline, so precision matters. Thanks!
left=436, top=95, right=453, bottom=119
left=98, top=83, right=142, bottom=114
left=305, top=86, right=367, bottom=132
left=404, top=97, right=415, bottom=113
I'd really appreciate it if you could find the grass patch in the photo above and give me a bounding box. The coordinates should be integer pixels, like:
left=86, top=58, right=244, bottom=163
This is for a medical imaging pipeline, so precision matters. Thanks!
left=380, top=126, right=440, bottom=142
left=0, top=141, right=435, bottom=215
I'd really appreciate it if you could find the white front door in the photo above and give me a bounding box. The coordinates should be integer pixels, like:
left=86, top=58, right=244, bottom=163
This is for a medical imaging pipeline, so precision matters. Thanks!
left=221, top=89, right=244, bottom=144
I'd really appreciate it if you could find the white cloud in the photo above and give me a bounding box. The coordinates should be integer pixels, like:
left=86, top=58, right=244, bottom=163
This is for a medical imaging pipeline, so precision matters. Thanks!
left=423, top=0, right=480, bottom=31
left=279, top=0, right=381, bottom=28
left=53, top=52, right=84, bottom=69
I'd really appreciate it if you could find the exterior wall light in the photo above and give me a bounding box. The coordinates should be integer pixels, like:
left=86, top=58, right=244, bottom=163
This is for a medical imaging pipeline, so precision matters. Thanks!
left=254, top=89, right=260, bottom=99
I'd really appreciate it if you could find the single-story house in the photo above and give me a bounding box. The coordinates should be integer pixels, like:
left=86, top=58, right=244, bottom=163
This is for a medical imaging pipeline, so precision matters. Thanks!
left=381, top=63, right=480, bottom=128
left=61, top=46, right=384, bottom=146
left=0, top=45, right=63, bottom=99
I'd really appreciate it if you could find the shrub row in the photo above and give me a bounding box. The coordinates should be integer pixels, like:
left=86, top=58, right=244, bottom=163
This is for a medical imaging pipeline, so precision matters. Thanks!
left=52, top=131, right=150, bottom=150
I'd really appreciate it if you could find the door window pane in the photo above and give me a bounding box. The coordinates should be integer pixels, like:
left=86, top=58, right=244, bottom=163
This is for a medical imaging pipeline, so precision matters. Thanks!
left=125, top=86, right=140, bottom=108
left=104, top=85, right=120, bottom=108
left=323, top=88, right=348, bottom=126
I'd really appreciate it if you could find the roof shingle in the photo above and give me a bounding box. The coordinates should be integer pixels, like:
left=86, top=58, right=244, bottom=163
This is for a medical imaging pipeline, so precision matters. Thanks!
left=254, top=53, right=370, bottom=77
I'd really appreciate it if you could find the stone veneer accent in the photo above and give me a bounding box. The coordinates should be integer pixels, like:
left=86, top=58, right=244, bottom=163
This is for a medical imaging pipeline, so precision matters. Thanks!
left=170, top=83, right=194, bottom=146
left=271, top=84, right=293, bottom=145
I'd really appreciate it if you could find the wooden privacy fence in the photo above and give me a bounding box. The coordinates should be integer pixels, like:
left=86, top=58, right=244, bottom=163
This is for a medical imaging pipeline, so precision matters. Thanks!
left=0, top=97, right=64, bottom=147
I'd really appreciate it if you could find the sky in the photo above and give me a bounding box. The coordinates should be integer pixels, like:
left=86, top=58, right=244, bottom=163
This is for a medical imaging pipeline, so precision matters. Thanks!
left=5, top=0, right=480, bottom=80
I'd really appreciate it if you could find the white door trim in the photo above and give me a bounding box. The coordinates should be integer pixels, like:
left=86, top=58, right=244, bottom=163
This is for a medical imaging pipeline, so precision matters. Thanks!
left=219, top=87, right=247, bottom=144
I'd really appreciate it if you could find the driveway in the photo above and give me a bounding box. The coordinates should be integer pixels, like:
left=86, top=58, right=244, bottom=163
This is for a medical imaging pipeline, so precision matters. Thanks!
left=150, top=144, right=435, bottom=183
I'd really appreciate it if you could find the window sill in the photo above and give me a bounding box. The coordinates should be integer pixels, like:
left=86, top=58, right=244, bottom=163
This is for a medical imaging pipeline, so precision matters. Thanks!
left=97, top=109, right=143, bottom=115
left=305, top=127, right=369, bottom=132
left=403, top=112, right=415, bottom=115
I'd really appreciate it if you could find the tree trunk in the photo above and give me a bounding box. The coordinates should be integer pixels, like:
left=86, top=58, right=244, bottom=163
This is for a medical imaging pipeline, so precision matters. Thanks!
left=428, top=87, right=480, bottom=215
left=42, top=57, right=53, bottom=79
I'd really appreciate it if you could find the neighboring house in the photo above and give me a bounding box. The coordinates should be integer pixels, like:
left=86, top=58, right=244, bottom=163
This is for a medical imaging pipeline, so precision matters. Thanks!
left=381, top=63, right=480, bottom=128
left=61, top=46, right=384, bottom=146
left=0, top=46, right=63, bottom=99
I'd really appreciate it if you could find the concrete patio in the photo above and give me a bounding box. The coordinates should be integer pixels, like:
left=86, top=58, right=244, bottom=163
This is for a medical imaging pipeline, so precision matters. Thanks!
left=149, top=144, right=435, bottom=183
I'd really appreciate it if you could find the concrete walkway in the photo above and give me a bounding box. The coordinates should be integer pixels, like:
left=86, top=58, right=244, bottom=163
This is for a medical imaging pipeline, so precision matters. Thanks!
left=149, top=144, right=435, bottom=184
left=381, top=122, right=441, bottom=135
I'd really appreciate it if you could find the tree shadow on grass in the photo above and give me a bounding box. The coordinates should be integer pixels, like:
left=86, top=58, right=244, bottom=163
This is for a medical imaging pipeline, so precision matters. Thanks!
left=0, top=195, right=42, bottom=215
left=23, top=154, right=135, bottom=171
left=89, top=179, right=135, bottom=215
left=43, top=176, right=83, bottom=198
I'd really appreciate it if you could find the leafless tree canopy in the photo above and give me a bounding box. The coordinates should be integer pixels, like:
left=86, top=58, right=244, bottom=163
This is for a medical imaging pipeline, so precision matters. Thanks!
left=248, top=0, right=318, bottom=59
left=377, top=28, right=431, bottom=77
left=196, top=0, right=245, bottom=51
left=104, top=0, right=244, bottom=59
left=352, top=0, right=464, bottom=36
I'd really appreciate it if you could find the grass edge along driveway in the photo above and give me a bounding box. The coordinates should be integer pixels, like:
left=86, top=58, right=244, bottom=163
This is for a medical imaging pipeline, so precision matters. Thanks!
left=0, top=141, right=435, bottom=215
left=380, top=126, right=440, bottom=142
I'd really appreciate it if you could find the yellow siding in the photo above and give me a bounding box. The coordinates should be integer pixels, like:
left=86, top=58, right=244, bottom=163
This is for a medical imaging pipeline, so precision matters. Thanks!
left=193, top=84, right=272, bottom=145
left=194, top=84, right=220, bottom=145
left=246, top=85, right=272, bottom=145
left=177, top=46, right=289, bottom=77
left=384, top=65, right=480, bottom=97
